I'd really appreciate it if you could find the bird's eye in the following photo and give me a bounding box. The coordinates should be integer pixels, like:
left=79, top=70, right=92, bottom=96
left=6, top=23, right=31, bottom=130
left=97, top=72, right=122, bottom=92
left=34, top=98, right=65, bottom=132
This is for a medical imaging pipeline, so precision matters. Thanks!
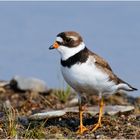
left=65, top=38, right=72, bottom=43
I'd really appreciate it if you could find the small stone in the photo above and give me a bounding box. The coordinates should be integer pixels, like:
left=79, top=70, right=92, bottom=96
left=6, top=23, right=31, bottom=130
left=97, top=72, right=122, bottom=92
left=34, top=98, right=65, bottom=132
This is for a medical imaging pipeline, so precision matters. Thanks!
left=18, top=117, right=29, bottom=126
left=59, top=117, right=62, bottom=121
left=127, top=123, right=131, bottom=126
left=0, top=112, right=4, bottom=118
left=121, top=114, right=125, bottom=119
left=115, top=126, right=119, bottom=130
left=96, top=135, right=100, bottom=139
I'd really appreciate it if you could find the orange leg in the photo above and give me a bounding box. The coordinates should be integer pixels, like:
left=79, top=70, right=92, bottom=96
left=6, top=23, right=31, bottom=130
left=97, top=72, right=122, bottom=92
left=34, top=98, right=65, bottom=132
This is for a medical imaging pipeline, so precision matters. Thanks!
left=92, top=97, right=104, bottom=132
left=76, top=106, right=88, bottom=134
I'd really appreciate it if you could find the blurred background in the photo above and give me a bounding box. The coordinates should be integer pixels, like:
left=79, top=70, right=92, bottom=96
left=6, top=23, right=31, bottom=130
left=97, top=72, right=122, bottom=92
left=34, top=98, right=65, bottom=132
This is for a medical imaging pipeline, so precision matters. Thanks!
left=0, top=1, right=139, bottom=96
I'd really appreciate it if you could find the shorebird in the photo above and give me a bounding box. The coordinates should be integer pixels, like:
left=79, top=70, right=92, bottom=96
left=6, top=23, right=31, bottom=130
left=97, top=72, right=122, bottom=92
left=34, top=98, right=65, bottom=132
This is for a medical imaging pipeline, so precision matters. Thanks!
left=49, top=31, right=137, bottom=134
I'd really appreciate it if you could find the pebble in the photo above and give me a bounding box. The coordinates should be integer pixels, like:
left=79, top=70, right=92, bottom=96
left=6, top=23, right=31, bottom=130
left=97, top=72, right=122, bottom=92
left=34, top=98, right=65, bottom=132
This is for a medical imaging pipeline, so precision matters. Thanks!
left=96, top=135, right=100, bottom=139
left=18, top=117, right=29, bottom=126
left=127, top=123, right=131, bottom=126
left=115, top=125, right=119, bottom=130
left=0, top=112, right=4, bottom=118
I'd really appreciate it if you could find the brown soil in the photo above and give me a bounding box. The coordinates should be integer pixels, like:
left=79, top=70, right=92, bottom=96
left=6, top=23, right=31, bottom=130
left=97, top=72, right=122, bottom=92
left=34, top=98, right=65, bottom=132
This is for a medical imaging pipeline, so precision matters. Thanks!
left=0, top=87, right=140, bottom=139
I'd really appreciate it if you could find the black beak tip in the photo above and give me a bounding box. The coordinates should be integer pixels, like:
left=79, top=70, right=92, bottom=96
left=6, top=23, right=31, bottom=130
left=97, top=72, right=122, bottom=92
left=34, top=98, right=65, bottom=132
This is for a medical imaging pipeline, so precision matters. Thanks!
left=49, top=45, right=54, bottom=50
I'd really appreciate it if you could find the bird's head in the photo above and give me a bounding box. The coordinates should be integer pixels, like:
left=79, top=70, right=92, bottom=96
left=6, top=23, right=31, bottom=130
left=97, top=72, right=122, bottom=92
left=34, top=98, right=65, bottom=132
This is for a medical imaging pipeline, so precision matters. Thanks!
left=49, top=31, right=86, bottom=60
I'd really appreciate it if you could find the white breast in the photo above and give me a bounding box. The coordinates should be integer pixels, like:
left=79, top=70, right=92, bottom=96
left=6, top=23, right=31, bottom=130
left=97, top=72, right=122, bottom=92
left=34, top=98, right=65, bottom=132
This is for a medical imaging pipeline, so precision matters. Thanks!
left=61, top=58, right=117, bottom=95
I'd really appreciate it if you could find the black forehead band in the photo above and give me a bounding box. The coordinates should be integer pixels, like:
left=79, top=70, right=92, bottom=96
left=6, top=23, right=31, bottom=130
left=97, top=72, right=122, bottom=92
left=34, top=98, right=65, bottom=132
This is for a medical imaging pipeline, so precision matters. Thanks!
left=57, top=32, right=67, bottom=40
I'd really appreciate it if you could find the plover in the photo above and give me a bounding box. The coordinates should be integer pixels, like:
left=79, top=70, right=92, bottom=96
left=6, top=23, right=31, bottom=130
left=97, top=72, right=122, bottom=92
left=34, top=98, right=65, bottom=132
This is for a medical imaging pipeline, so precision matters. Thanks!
left=49, top=31, right=137, bottom=134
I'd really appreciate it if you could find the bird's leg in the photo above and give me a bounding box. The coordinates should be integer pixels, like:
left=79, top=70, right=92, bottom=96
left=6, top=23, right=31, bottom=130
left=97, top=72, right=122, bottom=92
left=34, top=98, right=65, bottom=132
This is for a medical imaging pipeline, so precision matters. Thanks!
left=76, top=104, right=88, bottom=134
left=76, top=94, right=88, bottom=134
left=92, top=96, right=104, bottom=132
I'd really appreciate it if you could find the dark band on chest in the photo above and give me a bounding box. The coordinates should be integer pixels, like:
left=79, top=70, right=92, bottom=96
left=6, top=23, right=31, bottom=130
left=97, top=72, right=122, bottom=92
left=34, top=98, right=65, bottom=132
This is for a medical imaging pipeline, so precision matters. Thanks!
left=61, top=47, right=89, bottom=68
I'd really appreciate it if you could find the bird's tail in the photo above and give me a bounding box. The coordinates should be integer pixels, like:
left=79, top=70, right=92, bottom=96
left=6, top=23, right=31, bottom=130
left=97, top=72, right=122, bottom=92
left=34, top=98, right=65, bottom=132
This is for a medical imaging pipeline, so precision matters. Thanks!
left=117, top=81, right=137, bottom=92
left=116, top=77, right=137, bottom=91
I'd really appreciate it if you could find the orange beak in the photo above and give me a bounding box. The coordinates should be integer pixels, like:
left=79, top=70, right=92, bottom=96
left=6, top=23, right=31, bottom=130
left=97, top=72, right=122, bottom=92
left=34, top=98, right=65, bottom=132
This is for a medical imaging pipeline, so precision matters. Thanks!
left=49, top=42, right=59, bottom=50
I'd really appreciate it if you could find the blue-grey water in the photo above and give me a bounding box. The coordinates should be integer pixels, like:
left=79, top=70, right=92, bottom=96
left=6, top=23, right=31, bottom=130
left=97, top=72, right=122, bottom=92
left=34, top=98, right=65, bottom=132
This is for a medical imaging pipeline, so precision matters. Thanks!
left=0, top=1, right=139, bottom=96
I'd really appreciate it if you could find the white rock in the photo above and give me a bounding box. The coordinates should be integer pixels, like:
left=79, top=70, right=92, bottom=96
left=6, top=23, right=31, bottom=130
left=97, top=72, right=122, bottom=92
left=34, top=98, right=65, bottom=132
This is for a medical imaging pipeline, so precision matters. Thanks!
left=10, top=75, right=48, bottom=92
left=0, top=80, right=9, bottom=87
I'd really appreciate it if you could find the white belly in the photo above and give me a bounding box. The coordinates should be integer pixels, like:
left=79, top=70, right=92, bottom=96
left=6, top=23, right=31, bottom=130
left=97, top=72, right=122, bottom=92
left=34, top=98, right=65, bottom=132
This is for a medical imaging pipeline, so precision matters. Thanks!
left=61, top=59, right=117, bottom=95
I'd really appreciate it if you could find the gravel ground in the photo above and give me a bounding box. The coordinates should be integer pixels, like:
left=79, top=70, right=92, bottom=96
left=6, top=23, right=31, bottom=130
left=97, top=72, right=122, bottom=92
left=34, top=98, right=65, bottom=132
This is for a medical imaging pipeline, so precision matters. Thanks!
left=0, top=87, right=140, bottom=139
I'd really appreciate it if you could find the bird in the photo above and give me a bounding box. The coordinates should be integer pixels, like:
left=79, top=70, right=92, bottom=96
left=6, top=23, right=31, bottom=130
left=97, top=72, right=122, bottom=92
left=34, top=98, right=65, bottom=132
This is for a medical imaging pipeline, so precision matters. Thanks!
left=49, top=31, right=137, bottom=134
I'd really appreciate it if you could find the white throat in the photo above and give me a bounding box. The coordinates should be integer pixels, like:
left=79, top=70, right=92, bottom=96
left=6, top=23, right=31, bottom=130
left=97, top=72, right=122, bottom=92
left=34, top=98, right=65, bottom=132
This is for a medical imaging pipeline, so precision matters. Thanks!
left=57, top=42, right=86, bottom=60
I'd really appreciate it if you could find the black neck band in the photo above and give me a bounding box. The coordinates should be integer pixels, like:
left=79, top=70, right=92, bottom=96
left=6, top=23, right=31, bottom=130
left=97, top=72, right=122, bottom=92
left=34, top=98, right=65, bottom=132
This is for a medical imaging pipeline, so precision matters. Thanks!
left=61, top=47, right=89, bottom=68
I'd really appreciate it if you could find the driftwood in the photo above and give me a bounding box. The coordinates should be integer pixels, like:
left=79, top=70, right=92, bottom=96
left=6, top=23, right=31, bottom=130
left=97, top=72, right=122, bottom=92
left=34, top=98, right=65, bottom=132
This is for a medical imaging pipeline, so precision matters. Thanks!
left=29, top=105, right=134, bottom=120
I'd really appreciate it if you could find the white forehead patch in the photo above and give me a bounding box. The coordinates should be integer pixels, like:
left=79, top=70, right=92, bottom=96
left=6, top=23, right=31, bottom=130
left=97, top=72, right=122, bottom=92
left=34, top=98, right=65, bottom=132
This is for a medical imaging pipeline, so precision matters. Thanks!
left=56, top=37, right=63, bottom=43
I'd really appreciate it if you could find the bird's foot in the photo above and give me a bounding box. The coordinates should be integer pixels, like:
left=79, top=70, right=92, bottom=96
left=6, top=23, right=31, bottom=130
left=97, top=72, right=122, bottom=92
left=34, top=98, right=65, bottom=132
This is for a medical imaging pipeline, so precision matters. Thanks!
left=91, top=122, right=102, bottom=132
left=76, top=125, right=88, bottom=135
